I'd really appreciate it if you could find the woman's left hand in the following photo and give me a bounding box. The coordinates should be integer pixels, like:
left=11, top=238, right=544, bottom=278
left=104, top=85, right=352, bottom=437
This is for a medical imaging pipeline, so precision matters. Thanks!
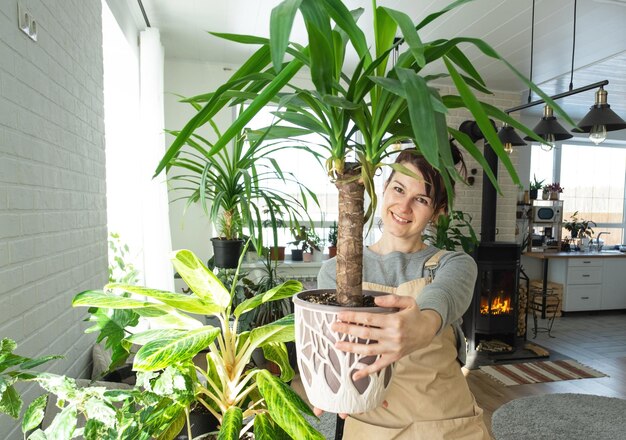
left=331, top=294, right=442, bottom=381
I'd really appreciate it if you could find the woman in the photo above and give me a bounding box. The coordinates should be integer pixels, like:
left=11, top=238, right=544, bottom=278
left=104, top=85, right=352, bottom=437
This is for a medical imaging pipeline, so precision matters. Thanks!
left=316, top=146, right=490, bottom=439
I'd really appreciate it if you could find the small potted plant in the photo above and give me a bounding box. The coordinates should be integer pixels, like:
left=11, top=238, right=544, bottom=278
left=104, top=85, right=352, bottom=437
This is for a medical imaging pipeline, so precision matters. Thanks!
left=545, top=182, right=564, bottom=200
left=529, top=174, right=544, bottom=200
left=563, top=211, right=596, bottom=239
left=327, top=221, right=338, bottom=258
left=288, top=226, right=320, bottom=262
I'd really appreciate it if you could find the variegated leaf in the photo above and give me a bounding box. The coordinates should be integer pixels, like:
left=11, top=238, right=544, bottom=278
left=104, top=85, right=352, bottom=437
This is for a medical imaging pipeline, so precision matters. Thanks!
left=105, top=284, right=223, bottom=315
left=256, top=370, right=323, bottom=440
left=233, top=280, right=302, bottom=318
left=218, top=406, right=243, bottom=440
left=171, top=250, right=230, bottom=308
left=247, top=315, right=295, bottom=350
left=125, top=329, right=186, bottom=345
left=262, top=342, right=294, bottom=382
left=22, top=394, right=47, bottom=433
left=73, top=290, right=156, bottom=309
left=134, top=326, right=221, bottom=371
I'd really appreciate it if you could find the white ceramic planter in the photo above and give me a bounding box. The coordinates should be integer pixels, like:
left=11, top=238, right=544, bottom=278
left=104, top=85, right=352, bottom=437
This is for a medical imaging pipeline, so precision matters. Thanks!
left=293, top=290, right=396, bottom=414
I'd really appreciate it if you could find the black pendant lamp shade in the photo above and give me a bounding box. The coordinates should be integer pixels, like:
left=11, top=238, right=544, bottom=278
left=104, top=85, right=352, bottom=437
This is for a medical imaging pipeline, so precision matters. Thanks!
left=498, top=124, right=526, bottom=146
left=524, top=105, right=573, bottom=142
left=574, top=87, right=626, bottom=133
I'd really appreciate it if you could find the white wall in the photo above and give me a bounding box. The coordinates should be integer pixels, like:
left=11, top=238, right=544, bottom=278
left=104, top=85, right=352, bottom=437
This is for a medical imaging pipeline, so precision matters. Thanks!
left=0, top=0, right=106, bottom=437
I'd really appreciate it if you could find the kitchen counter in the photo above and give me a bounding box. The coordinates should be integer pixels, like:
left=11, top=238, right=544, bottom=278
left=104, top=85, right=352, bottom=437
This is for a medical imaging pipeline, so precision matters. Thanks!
left=525, top=251, right=626, bottom=259
left=524, top=251, right=626, bottom=313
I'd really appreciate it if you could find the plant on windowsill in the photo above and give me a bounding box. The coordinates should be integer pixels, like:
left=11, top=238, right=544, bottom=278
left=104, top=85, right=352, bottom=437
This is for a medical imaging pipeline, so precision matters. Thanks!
left=563, top=211, right=596, bottom=239
left=288, top=225, right=321, bottom=262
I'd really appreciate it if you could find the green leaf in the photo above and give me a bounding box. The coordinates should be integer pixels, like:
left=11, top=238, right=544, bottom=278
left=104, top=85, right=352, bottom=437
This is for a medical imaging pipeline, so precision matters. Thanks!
left=253, top=413, right=291, bottom=440
left=0, top=384, right=22, bottom=418
left=218, top=406, right=243, bottom=440
left=247, top=315, right=295, bottom=351
left=105, top=284, right=222, bottom=316
left=134, top=326, right=221, bottom=371
left=73, top=290, right=156, bottom=309
left=396, top=68, right=440, bottom=168
left=262, top=343, right=294, bottom=382
left=45, top=404, right=77, bottom=440
left=270, top=0, right=303, bottom=72
left=22, top=394, right=48, bottom=433
left=156, top=410, right=186, bottom=440
left=84, top=308, right=137, bottom=371
left=26, top=429, right=47, bottom=440
left=234, top=280, right=302, bottom=318
left=256, top=370, right=323, bottom=439
left=170, top=250, right=230, bottom=309
left=382, top=7, right=425, bottom=67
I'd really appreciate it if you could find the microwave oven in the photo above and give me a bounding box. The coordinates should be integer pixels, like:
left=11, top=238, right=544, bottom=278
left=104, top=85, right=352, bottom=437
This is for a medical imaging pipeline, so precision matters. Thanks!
left=532, top=205, right=561, bottom=223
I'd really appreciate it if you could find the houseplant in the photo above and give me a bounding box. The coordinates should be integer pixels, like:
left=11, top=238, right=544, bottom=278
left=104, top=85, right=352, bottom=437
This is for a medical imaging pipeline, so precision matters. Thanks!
left=529, top=174, right=544, bottom=200
left=71, top=249, right=324, bottom=440
left=165, top=115, right=318, bottom=268
left=545, top=182, right=564, bottom=200
left=563, top=211, right=596, bottom=239
left=423, top=210, right=479, bottom=254
left=154, top=0, right=574, bottom=413
left=288, top=225, right=321, bottom=262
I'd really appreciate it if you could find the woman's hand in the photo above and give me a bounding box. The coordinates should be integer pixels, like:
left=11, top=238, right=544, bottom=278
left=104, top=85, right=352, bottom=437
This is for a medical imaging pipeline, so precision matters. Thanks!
left=331, top=294, right=442, bottom=381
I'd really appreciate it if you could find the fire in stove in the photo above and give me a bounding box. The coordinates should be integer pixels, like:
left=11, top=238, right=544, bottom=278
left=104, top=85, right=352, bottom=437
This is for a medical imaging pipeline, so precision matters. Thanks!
left=480, top=291, right=512, bottom=315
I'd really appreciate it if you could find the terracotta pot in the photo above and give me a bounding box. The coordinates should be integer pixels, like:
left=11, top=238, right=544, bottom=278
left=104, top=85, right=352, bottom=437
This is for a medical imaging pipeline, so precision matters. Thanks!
left=550, top=191, right=560, bottom=200
left=293, top=290, right=396, bottom=414
left=328, top=246, right=337, bottom=258
left=269, top=246, right=285, bottom=261
left=303, top=252, right=313, bottom=262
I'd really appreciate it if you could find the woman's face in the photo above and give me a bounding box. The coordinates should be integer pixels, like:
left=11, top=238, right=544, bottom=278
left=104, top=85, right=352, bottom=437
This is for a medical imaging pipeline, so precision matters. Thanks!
left=381, top=163, right=437, bottom=244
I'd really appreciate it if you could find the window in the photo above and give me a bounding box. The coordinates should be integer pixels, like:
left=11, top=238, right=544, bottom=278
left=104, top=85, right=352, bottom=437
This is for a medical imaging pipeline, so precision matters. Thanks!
left=245, top=106, right=339, bottom=248
left=529, top=141, right=626, bottom=246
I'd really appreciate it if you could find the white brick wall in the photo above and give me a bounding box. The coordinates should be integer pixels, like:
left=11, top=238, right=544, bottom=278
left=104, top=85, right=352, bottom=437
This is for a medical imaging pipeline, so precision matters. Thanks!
left=0, top=1, right=106, bottom=437
left=436, top=85, right=523, bottom=242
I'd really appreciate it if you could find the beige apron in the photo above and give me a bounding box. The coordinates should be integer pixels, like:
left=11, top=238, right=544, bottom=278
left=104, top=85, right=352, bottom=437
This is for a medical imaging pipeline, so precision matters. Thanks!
left=343, top=250, right=490, bottom=440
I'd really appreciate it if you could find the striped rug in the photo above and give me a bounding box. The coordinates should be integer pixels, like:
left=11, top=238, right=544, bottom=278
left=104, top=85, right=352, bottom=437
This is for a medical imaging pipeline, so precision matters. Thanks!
left=479, top=359, right=607, bottom=386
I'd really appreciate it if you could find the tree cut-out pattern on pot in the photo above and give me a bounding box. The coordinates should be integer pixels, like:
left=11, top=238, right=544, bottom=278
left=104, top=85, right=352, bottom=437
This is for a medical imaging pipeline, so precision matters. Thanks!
left=295, top=298, right=395, bottom=414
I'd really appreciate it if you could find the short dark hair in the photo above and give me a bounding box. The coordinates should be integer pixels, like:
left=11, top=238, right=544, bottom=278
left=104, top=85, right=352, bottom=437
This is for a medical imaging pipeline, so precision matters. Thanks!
left=386, top=142, right=466, bottom=214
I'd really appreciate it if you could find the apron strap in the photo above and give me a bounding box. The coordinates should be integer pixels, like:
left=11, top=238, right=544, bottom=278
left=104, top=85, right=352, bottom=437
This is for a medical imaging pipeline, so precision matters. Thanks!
left=424, top=249, right=447, bottom=282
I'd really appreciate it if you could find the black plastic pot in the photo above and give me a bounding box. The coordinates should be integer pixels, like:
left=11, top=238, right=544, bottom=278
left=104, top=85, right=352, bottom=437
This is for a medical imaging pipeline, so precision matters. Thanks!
left=211, top=238, right=244, bottom=269
left=175, top=408, right=219, bottom=440
left=291, top=249, right=303, bottom=261
left=529, top=189, right=538, bottom=200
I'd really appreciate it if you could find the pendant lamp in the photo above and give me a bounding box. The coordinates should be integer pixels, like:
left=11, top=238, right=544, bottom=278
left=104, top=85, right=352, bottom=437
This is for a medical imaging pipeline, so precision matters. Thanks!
left=497, top=123, right=526, bottom=154
left=574, top=86, right=626, bottom=145
left=524, top=105, right=573, bottom=150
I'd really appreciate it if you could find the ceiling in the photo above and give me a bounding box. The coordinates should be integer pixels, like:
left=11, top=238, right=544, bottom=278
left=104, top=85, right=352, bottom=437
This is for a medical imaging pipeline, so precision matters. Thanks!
left=134, top=0, right=626, bottom=121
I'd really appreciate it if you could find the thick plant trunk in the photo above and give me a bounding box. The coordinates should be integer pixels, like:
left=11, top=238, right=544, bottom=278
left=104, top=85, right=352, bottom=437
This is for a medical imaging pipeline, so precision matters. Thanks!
left=335, top=166, right=364, bottom=306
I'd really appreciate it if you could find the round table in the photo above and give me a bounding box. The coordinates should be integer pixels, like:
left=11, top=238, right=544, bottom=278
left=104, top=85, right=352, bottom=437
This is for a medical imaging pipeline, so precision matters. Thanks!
left=492, top=393, right=626, bottom=440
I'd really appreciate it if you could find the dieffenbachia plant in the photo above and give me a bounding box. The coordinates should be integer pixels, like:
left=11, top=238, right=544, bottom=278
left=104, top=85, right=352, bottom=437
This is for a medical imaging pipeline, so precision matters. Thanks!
left=72, top=249, right=323, bottom=440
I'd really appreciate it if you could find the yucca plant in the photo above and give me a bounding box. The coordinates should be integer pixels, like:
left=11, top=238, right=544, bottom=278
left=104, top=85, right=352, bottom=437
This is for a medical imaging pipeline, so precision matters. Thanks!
left=155, top=0, right=574, bottom=306
left=72, top=249, right=323, bottom=440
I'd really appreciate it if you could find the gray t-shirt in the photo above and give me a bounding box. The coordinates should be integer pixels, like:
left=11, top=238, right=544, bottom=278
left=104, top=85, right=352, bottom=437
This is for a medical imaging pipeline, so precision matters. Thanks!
left=317, top=245, right=477, bottom=364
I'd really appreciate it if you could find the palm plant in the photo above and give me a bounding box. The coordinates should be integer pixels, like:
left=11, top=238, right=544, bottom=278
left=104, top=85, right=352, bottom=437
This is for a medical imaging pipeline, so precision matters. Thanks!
left=166, top=111, right=319, bottom=251
left=155, top=0, right=574, bottom=306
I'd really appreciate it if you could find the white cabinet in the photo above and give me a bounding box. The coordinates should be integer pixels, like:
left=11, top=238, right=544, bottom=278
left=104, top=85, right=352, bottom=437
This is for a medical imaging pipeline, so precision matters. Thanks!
left=548, top=257, right=626, bottom=312
left=601, top=259, right=626, bottom=310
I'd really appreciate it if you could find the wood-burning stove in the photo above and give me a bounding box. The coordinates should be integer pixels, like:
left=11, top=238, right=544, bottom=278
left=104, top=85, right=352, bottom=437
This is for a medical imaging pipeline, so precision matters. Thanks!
left=463, top=242, right=521, bottom=351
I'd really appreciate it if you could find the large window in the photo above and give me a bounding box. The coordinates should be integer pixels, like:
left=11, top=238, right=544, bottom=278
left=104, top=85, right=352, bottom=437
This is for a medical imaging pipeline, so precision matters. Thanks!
left=529, top=141, right=626, bottom=246
left=245, top=106, right=339, bottom=248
